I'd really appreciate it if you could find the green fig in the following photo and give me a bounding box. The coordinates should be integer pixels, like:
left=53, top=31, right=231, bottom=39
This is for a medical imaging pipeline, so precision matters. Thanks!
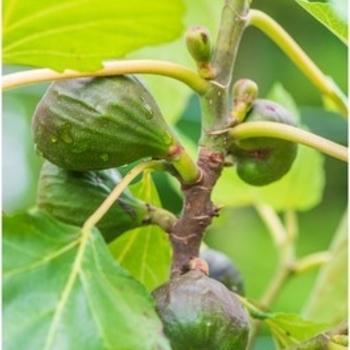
left=230, top=99, right=298, bottom=186
left=32, top=75, right=181, bottom=171
left=36, top=161, right=152, bottom=243
left=153, top=270, right=250, bottom=350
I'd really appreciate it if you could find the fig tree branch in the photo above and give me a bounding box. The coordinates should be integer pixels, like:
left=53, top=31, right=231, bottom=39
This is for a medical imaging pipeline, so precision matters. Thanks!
left=292, top=251, right=331, bottom=274
left=255, top=204, right=287, bottom=247
left=168, top=0, right=250, bottom=276
left=211, top=0, right=249, bottom=85
left=169, top=147, right=224, bottom=276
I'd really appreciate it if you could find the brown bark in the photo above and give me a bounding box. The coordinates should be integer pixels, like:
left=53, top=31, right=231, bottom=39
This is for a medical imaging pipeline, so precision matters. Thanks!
left=169, top=146, right=225, bottom=276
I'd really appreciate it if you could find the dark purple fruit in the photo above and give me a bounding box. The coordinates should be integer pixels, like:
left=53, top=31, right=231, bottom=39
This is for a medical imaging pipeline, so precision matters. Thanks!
left=200, top=248, right=245, bottom=295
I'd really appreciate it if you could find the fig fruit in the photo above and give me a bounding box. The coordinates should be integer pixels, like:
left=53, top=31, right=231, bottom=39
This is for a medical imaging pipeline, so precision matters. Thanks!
left=200, top=248, right=245, bottom=295
left=36, top=161, right=151, bottom=243
left=32, top=75, right=181, bottom=171
left=153, top=270, right=250, bottom=350
left=230, top=99, right=298, bottom=186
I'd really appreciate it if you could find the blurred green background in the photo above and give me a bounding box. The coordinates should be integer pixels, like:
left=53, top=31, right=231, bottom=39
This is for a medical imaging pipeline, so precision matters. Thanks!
left=3, top=0, right=347, bottom=348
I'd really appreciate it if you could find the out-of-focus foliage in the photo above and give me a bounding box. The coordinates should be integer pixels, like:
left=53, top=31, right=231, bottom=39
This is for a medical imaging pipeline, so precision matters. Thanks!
left=3, top=0, right=185, bottom=71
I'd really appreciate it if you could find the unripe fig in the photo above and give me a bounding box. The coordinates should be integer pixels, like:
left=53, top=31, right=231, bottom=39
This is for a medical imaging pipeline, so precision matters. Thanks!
left=36, top=161, right=151, bottom=243
left=153, top=270, right=250, bottom=350
left=200, top=248, right=245, bottom=295
left=230, top=99, right=298, bottom=186
left=32, top=75, right=181, bottom=171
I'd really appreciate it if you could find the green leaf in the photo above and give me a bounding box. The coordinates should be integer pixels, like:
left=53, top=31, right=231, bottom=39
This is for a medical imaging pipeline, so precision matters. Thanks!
left=108, top=171, right=172, bottom=291
left=293, top=0, right=348, bottom=45
left=3, top=209, right=171, bottom=350
left=302, top=210, right=348, bottom=326
left=213, top=84, right=325, bottom=211
left=264, top=312, right=329, bottom=347
left=3, top=0, right=185, bottom=71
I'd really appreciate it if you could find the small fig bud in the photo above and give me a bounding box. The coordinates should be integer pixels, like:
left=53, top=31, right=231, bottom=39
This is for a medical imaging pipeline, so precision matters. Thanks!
left=185, top=25, right=214, bottom=79
left=231, top=78, right=259, bottom=122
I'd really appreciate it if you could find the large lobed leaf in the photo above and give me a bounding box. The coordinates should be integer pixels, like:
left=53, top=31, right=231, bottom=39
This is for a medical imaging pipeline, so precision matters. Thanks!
left=3, top=209, right=171, bottom=350
left=3, top=0, right=185, bottom=71
left=109, top=171, right=172, bottom=291
left=294, top=0, right=348, bottom=45
left=3, top=0, right=222, bottom=125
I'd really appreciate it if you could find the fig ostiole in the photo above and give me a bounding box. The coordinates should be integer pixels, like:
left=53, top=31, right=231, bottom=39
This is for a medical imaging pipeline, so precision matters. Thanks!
left=153, top=270, right=250, bottom=350
left=36, top=161, right=171, bottom=243
left=32, top=75, right=182, bottom=172
left=229, top=99, right=298, bottom=186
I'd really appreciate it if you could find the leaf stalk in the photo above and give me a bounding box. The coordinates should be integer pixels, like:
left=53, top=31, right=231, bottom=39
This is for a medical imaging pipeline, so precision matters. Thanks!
left=247, top=9, right=348, bottom=117
left=229, top=121, right=348, bottom=162
left=2, top=59, right=209, bottom=94
left=83, top=161, right=166, bottom=232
